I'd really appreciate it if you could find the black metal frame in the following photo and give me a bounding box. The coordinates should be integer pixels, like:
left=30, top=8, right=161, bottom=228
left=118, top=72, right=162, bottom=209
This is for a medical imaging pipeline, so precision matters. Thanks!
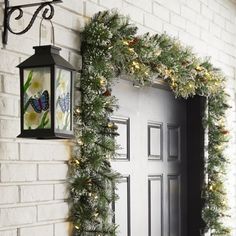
left=17, top=45, right=75, bottom=139
left=2, top=0, right=62, bottom=45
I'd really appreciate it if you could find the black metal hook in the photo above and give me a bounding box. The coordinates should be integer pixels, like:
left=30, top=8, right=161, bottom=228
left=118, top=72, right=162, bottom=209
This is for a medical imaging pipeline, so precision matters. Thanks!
left=2, top=0, right=62, bottom=45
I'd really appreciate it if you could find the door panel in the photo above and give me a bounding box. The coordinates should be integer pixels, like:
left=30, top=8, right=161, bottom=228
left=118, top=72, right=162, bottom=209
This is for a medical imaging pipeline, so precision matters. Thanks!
left=148, top=122, right=163, bottom=160
left=111, top=79, right=187, bottom=236
left=148, top=175, right=163, bottom=236
left=112, top=117, right=130, bottom=160
left=168, top=175, right=181, bottom=236
left=113, top=176, right=131, bottom=236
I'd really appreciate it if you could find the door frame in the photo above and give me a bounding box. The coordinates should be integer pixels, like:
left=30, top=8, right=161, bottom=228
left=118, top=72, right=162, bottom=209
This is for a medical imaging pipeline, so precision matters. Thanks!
left=187, top=96, right=206, bottom=236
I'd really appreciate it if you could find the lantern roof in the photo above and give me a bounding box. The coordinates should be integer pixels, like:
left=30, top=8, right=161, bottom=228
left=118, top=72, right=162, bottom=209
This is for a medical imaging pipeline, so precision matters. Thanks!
left=17, top=45, right=76, bottom=71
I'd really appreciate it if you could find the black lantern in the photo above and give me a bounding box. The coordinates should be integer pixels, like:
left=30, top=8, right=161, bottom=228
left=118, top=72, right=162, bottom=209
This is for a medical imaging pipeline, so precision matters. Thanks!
left=17, top=45, right=75, bottom=139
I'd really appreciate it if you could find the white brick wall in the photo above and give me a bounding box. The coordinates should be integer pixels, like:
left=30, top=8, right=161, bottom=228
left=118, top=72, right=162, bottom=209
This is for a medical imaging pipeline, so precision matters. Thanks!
left=1, top=164, right=37, bottom=182
left=20, top=225, right=53, bottom=236
left=0, top=230, right=17, bottom=236
left=20, top=185, right=53, bottom=203
left=1, top=0, right=236, bottom=235
left=0, top=207, right=36, bottom=227
left=37, top=202, right=68, bottom=221
left=0, top=2, right=78, bottom=235
left=54, top=222, right=72, bottom=236
left=0, top=187, right=19, bottom=204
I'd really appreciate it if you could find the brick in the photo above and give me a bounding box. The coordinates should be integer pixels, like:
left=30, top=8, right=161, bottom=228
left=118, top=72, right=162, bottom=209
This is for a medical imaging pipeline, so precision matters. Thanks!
left=6, top=34, right=35, bottom=56
left=218, top=51, right=235, bottom=67
left=186, top=21, right=200, bottom=38
left=221, top=30, right=233, bottom=44
left=155, top=0, right=181, bottom=14
left=72, top=15, right=87, bottom=32
left=219, top=4, right=232, bottom=21
left=186, top=0, right=201, bottom=13
left=181, top=6, right=197, bottom=23
left=135, top=23, right=156, bottom=35
left=213, top=13, right=225, bottom=28
left=55, top=9, right=84, bottom=32
left=222, top=42, right=236, bottom=58
left=206, top=46, right=219, bottom=61
left=209, top=22, right=221, bottom=38
left=163, top=23, right=179, bottom=37
left=170, top=13, right=186, bottom=30
left=20, top=142, right=70, bottom=161
left=53, top=7, right=73, bottom=29
left=1, top=164, right=37, bottom=182
left=0, top=50, right=19, bottom=74
left=0, top=119, right=20, bottom=138
left=226, top=21, right=236, bottom=35
left=0, top=230, right=17, bottom=236
left=60, top=0, right=84, bottom=15
left=55, top=26, right=81, bottom=50
left=125, top=0, right=152, bottom=13
left=120, top=2, right=144, bottom=24
left=153, top=3, right=170, bottom=22
left=178, top=31, right=208, bottom=56
left=69, top=52, right=82, bottom=71
left=20, top=185, right=53, bottom=203
left=2, top=74, right=20, bottom=95
left=20, top=225, right=53, bottom=236
left=0, top=186, right=19, bottom=204
left=0, top=96, right=19, bottom=117
left=144, top=13, right=163, bottom=32
left=200, top=30, right=223, bottom=50
left=201, top=4, right=214, bottom=20
left=0, top=207, right=36, bottom=227
left=84, top=1, right=106, bottom=17
left=54, top=183, right=69, bottom=200
left=54, top=222, right=72, bottom=236
left=196, top=14, right=209, bottom=30
left=208, top=0, right=220, bottom=14
left=222, top=64, right=235, bottom=78
left=0, top=141, right=19, bottom=160
left=99, top=0, right=123, bottom=9
left=38, top=202, right=68, bottom=221
left=38, top=164, right=68, bottom=181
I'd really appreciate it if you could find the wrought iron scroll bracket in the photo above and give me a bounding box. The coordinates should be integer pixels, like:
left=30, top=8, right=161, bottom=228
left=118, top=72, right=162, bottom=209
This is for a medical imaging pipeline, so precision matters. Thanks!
left=2, top=0, right=62, bottom=45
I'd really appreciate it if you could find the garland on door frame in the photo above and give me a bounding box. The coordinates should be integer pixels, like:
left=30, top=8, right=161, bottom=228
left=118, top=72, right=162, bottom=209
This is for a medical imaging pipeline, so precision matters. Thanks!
left=70, top=10, right=230, bottom=235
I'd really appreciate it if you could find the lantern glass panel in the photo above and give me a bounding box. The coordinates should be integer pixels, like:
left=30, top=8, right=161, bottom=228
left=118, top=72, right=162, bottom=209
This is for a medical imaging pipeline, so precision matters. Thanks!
left=55, top=67, right=72, bottom=131
left=23, top=67, right=51, bottom=130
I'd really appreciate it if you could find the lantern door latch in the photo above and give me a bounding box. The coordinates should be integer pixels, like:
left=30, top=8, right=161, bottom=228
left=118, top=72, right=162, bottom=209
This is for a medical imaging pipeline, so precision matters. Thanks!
left=2, top=0, right=62, bottom=45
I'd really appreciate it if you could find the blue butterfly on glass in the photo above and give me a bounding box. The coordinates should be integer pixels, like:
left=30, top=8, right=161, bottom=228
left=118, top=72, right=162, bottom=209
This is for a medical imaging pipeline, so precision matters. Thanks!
left=58, top=92, right=70, bottom=113
left=30, top=90, right=49, bottom=113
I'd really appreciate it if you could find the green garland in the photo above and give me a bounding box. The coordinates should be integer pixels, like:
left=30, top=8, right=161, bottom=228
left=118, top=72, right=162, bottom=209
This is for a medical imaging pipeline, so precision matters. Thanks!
left=70, top=10, right=230, bottom=235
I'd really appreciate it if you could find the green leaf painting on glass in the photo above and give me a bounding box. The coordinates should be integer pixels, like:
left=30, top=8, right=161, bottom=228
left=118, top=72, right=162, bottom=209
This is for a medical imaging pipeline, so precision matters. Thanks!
left=23, top=71, right=33, bottom=114
left=37, top=111, right=50, bottom=129
left=56, top=69, right=62, bottom=88
left=24, top=70, right=33, bottom=93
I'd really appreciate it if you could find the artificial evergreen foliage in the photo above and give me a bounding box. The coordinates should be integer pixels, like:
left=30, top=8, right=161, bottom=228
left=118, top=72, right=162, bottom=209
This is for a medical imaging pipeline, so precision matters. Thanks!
left=70, top=10, right=230, bottom=235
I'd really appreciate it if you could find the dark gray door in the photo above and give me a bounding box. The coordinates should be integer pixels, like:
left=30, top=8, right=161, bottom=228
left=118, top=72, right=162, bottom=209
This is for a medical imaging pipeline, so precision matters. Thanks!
left=111, top=79, right=187, bottom=236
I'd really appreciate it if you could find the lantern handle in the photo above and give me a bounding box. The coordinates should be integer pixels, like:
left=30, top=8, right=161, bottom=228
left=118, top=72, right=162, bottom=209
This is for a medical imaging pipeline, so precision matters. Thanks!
left=39, top=18, right=55, bottom=46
